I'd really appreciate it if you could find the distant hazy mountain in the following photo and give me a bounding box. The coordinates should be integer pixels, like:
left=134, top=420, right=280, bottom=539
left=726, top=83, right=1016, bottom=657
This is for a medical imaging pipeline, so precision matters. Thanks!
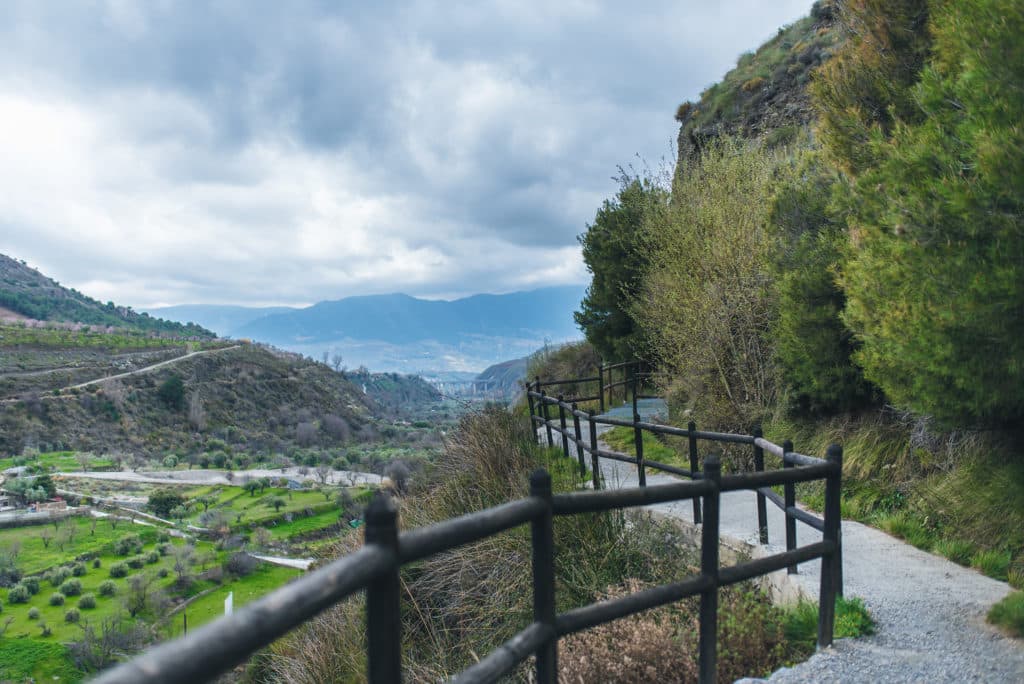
left=151, top=286, right=585, bottom=374
left=232, top=287, right=584, bottom=346
left=145, top=304, right=297, bottom=337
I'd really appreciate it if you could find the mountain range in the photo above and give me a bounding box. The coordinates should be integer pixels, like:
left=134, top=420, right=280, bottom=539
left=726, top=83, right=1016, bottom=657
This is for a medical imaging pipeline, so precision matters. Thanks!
left=149, top=286, right=585, bottom=375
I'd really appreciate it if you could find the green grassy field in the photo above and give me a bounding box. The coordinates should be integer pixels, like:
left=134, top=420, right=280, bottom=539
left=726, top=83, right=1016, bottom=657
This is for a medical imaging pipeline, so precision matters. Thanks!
left=0, top=516, right=160, bottom=575
left=164, top=564, right=301, bottom=638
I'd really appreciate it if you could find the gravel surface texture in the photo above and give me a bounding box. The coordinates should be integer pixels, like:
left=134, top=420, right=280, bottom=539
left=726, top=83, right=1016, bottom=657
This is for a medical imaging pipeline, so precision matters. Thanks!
left=541, top=400, right=1024, bottom=683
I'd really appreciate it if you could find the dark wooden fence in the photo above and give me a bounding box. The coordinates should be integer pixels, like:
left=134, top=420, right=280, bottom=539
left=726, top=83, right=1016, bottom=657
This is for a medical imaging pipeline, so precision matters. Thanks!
left=92, top=366, right=842, bottom=684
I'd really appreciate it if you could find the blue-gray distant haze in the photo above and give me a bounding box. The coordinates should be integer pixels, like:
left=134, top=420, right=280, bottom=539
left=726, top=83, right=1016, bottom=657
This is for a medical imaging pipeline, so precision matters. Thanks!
left=0, top=1, right=814, bottom=310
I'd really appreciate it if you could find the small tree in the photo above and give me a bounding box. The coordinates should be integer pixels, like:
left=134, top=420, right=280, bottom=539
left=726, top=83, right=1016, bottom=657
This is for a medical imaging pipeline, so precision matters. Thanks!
left=270, top=497, right=286, bottom=513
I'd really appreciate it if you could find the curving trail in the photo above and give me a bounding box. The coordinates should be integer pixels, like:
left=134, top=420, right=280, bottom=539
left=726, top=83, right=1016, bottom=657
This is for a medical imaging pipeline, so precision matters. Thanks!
left=544, top=401, right=1024, bottom=683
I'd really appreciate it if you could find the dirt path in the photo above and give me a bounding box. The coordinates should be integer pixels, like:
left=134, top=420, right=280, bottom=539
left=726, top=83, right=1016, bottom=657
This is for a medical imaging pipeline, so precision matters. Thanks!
left=65, top=344, right=240, bottom=390
left=545, top=404, right=1024, bottom=683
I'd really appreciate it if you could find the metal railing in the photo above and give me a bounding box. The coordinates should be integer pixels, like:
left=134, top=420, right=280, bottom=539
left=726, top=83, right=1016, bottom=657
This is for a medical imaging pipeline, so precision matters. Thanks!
left=93, top=376, right=843, bottom=684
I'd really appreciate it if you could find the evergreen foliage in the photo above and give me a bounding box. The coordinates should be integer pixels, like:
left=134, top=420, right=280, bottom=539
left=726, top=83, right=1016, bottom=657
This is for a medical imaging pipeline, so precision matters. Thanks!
left=575, top=176, right=667, bottom=361
left=833, top=0, right=1024, bottom=424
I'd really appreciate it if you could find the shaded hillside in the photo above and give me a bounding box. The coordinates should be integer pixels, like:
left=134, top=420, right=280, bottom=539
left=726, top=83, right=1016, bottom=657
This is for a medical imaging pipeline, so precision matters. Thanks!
left=674, top=1, right=839, bottom=160
left=475, top=357, right=527, bottom=393
left=345, top=369, right=441, bottom=418
left=0, top=344, right=378, bottom=458
left=0, top=254, right=214, bottom=338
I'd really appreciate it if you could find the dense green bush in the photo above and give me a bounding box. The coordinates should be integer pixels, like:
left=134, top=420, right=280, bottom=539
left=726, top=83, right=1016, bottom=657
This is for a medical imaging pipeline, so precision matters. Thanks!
left=7, top=584, right=29, bottom=604
left=21, top=576, right=39, bottom=595
left=78, top=593, right=97, bottom=610
left=127, top=556, right=145, bottom=570
left=71, top=562, right=87, bottom=577
left=48, top=567, right=71, bottom=587
left=821, top=0, right=1024, bottom=425
left=64, top=608, right=80, bottom=623
left=108, top=563, right=128, bottom=579
left=113, top=534, right=143, bottom=556
left=768, top=152, right=874, bottom=414
left=98, top=580, right=117, bottom=597
left=59, top=579, right=82, bottom=597
left=27, top=606, right=39, bottom=620
left=48, top=592, right=65, bottom=606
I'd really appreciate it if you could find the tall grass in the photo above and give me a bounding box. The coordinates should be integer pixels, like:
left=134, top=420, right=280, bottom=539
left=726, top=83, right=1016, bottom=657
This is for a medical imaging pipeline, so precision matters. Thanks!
left=265, top=407, right=829, bottom=682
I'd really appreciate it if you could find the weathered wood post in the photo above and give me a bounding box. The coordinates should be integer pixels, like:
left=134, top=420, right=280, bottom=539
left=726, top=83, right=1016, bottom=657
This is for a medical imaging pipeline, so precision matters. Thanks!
left=817, top=444, right=844, bottom=648
left=540, top=390, right=553, bottom=447
left=365, top=493, right=402, bottom=684
left=753, top=426, right=768, bottom=545
left=699, top=455, right=721, bottom=684
left=588, top=410, right=601, bottom=490
left=631, top=363, right=638, bottom=419
left=689, top=421, right=702, bottom=524
left=783, top=439, right=798, bottom=574
left=558, top=396, right=569, bottom=459
left=598, top=364, right=606, bottom=413
left=572, top=403, right=585, bottom=476
left=526, top=382, right=536, bottom=436
left=530, top=470, right=557, bottom=683
left=633, top=409, right=646, bottom=487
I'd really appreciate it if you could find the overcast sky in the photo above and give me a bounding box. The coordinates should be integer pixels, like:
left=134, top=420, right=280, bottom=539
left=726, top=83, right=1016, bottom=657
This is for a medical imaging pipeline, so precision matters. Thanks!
left=0, top=0, right=814, bottom=308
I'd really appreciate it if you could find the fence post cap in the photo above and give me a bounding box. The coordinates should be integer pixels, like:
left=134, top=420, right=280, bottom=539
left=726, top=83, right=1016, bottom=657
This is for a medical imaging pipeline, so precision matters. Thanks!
left=782, top=439, right=794, bottom=453
left=530, top=469, right=552, bottom=495
left=826, top=443, right=843, bottom=464
left=703, top=453, right=721, bottom=471
left=752, top=425, right=763, bottom=438
left=365, top=491, right=396, bottom=524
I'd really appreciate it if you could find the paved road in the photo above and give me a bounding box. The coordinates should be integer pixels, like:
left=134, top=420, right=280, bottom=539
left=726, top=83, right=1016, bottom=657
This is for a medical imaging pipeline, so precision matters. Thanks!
left=543, top=402, right=1024, bottom=683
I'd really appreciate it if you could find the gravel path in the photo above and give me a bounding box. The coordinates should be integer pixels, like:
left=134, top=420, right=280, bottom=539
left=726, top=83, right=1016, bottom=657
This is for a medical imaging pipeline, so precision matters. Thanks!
left=543, top=401, right=1024, bottom=683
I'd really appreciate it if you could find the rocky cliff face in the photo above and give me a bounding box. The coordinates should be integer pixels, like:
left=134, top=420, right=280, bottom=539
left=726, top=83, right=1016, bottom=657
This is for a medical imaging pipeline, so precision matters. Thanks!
left=674, top=1, right=840, bottom=163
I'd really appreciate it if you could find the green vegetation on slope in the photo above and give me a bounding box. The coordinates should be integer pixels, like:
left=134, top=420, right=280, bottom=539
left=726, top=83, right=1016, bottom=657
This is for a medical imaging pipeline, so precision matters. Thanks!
left=0, top=253, right=213, bottom=338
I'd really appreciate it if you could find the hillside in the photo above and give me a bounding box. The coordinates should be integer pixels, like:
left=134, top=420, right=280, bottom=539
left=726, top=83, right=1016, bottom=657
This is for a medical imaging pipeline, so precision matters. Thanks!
left=0, top=342, right=378, bottom=458
left=0, top=254, right=214, bottom=338
left=674, top=1, right=839, bottom=160
left=474, top=356, right=528, bottom=397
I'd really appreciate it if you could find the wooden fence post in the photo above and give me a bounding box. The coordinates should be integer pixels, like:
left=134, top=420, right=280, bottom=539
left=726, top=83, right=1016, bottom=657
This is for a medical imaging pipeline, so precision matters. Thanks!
left=633, top=409, right=646, bottom=487
left=783, top=439, right=798, bottom=574
left=817, top=444, right=843, bottom=648
left=699, top=455, right=721, bottom=684
left=598, top=364, right=605, bottom=413
left=526, top=382, right=536, bottom=437
left=558, top=396, right=569, bottom=459
left=753, top=426, right=768, bottom=545
left=365, top=493, right=402, bottom=684
left=588, top=410, right=600, bottom=490
left=530, top=470, right=557, bottom=683
left=631, top=364, right=638, bottom=419
left=541, top=390, right=553, bottom=447
left=688, top=421, right=702, bottom=524
left=572, top=403, right=585, bottom=477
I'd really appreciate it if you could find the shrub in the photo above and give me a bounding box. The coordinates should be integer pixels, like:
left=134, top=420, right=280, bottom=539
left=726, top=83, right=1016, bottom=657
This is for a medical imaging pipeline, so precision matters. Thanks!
left=158, top=543, right=171, bottom=556
left=224, top=553, right=258, bottom=577
left=988, top=591, right=1024, bottom=638
left=60, top=579, right=82, bottom=597
left=98, top=580, right=117, bottom=597
left=48, top=567, right=71, bottom=587
left=7, top=585, right=29, bottom=604
left=972, top=550, right=1012, bottom=582
left=157, top=568, right=169, bottom=579
left=78, top=593, right=97, bottom=610
left=113, top=534, right=143, bottom=556
left=27, top=606, right=39, bottom=620
left=109, top=563, right=128, bottom=579
left=92, top=558, right=102, bottom=569
left=127, top=556, right=145, bottom=570
left=64, top=608, right=80, bottom=623
left=49, top=593, right=65, bottom=606
left=146, top=551, right=160, bottom=565
left=72, top=562, right=87, bottom=577
left=21, top=576, right=39, bottom=595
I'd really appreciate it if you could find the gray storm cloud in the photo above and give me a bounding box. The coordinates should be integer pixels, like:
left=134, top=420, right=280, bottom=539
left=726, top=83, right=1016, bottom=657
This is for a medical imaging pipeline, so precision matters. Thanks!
left=0, top=0, right=814, bottom=307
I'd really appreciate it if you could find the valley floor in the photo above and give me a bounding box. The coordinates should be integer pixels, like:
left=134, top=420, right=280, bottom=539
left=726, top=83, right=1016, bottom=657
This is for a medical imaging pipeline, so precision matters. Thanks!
left=550, top=403, right=1024, bottom=683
